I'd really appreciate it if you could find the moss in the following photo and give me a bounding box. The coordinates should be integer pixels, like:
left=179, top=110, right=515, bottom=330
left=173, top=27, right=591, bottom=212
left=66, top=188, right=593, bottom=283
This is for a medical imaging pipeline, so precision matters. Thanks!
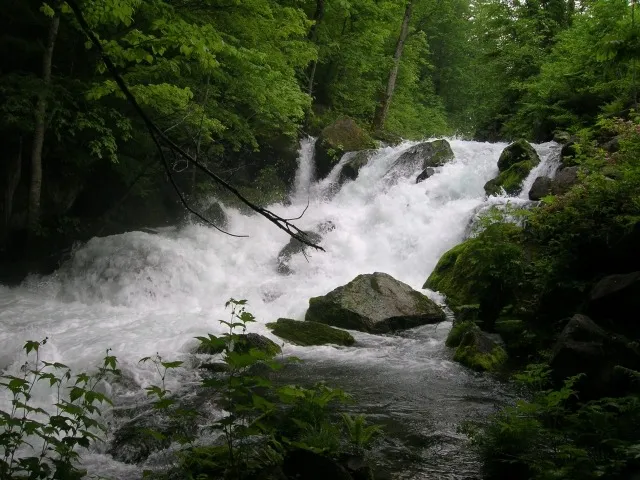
left=446, top=321, right=478, bottom=348
left=485, top=160, right=536, bottom=196
left=453, top=339, right=508, bottom=372
left=267, top=318, right=355, bottom=347
left=497, top=139, right=539, bottom=171
left=453, top=304, right=481, bottom=323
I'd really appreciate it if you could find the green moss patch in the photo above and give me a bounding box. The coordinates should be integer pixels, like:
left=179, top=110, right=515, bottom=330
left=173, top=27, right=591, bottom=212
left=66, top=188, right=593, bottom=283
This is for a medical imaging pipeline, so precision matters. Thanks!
left=453, top=329, right=508, bottom=372
left=266, top=318, right=355, bottom=347
left=446, top=321, right=478, bottom=348
left=485, top=160, right=536, bottom=196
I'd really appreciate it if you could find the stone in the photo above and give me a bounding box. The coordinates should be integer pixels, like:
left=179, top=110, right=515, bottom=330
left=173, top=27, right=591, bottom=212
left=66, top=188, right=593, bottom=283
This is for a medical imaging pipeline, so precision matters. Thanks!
left=588, top=272, right=640, bottom=337
left=528, top=176, right=552, bottom=200
left=195, top=333, right=282, bottom=357
left=551, top=166, right=579, bottom=195
left=266, top=318, right=355, bottom=346
left=549, top=314, right=640, bottom=398
left=315, top=118, right=377, bottom=180
left=396, top=139, right=455, bottom=170
left=451, top=327, right=507, bottom=372
left=276, top=231, right=323, bottom=275
left=340, top=150, right=376, bottom=182
left=305, top=272, right=446, bottom=333
left=552, top=131, right=572, bottom=144
left=484, top=160, right=539, bottom=196
left=416, top=167, right=435, bottom=184
left=497, top=139, right=540, bottom=172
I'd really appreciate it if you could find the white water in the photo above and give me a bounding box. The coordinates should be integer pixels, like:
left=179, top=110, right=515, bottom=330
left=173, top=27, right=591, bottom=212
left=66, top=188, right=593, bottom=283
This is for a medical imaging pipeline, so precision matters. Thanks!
left=0, top=138, right=558, bottom=477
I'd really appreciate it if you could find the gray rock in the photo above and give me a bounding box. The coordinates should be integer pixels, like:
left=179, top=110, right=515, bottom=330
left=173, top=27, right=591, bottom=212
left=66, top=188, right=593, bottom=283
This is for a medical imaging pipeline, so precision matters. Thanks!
left=340, top=150, right=376, bottom=182
left=551, top=166, right=579, bottom=195
left=305, top=272, right=446, bottom=333
left=396, top=139, right=454, bottom=170
left=416, top=167, right=435, bottom=184
left=528, top=176, right=552, bottom=200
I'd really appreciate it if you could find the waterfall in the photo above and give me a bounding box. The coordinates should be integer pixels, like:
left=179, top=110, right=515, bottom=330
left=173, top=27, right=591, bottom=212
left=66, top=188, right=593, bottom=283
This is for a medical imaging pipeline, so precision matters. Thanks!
left=0, top=138, right=557, bottom=479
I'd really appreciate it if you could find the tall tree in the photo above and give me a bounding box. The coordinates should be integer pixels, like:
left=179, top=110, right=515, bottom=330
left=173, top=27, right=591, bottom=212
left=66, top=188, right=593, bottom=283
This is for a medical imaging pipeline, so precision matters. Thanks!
left=27, top=7, right=60, bottom=237
left=373, top=0, right=414, bottom=132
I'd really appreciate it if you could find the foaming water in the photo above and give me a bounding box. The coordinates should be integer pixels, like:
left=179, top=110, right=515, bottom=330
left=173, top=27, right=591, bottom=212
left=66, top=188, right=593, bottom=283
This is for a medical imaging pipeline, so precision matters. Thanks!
left=0, top=138, right=556, bottom=478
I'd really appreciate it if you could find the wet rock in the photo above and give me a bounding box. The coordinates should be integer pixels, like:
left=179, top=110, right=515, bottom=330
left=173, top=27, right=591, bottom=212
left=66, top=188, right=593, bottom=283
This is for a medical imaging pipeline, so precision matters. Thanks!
left=276, top=230, right=323, bottom=275
left=195, top=333, right=281, bottom=357
left=528, top=176, right=552, bottom=200
left=340, top=150, right=376, bottom=182
left=552, top=130, right=572, bottom=144
left=416, top=167, right=435, bottom=184
left=396, top=139, right=454, bottom=170
left=551, top=166, right=579, bottom=195
left=305, top=272, right=446, bottom=333
left=315, top=118, right=377, bottom=180
left=484, top=140, right=540, bottom=196
left=450, top=326, right=507, bottom=372
left=267, top=318, right=355, bottom=346
left=550, top=314, right=640, bottom=398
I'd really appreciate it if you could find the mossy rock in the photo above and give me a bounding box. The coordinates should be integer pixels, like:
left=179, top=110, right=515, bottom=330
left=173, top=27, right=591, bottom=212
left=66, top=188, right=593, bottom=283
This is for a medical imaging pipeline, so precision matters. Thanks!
left=306, top=272, right=446, bottom=333
left=315, top=117, right=377, bottom=180
left=446, top=321, right=477, bottom=348
left=452, top=304, right=481, bottom=324
left=484, top=160, right=537, bottom=196
left=424, top=223, right=525, bottom=329
left=497, top=139, right=540, bottom=172
left=195, top=333, right=282, bottom=358
left=340, top=150, right=376, bottom=182
left=452, top=329, right=507, bottom=372
left=495, top=318, right=536, bottom=356
left=267, top=318, right=355, bottom=346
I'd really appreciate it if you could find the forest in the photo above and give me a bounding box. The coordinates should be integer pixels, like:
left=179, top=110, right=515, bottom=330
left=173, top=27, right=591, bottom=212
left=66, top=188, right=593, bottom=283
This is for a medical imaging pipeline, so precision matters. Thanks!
left=1, top=0, right=640, bottom=479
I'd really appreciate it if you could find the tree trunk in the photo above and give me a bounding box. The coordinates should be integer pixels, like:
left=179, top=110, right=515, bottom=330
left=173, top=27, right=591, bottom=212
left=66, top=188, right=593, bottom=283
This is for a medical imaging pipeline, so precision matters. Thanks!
left=373, top=0, right=414, bottom=132
left=27, top=11, right=60, bottom=236
left=1, top=137, right=23, bottom=245
left=307, top=0, right=325, bottom=98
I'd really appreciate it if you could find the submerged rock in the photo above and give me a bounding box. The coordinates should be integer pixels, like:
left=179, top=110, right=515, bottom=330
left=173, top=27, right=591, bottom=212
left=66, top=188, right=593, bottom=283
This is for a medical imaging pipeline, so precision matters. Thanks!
left=528, top=176, right=552, bottom=200
left=305, top=272, right=446, bottom=333
left=447, top=323, right=507, bottom=372
left=267, top=318, right=355, bottom=346
left=315, top=118, right=377, bottom=180
left=416, top=167, right=435, bottom=184
left=485, top=139, right=540, bottom=196
left=276, top=231, right=323, bottom=275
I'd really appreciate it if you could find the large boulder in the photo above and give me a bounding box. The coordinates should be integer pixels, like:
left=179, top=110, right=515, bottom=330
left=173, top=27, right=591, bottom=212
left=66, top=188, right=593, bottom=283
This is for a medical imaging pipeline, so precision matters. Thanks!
left=267, top=318, right=355, bottom=347
left=528, top=176, right=552, bottom=200
left=551, top=166, right=579, bottom=195
left=340, top=150, right=376, bottom=182
left=588, top=272, right=640, bottom=337
left=305, top=272, right=446, bottom=333
left=447, top=323, right=507, bottom=372
left=549, top=314, right=640, bottom=398
left=315, top=118, right=377, bottom=180
left=485, top=140, right=540, bottom=196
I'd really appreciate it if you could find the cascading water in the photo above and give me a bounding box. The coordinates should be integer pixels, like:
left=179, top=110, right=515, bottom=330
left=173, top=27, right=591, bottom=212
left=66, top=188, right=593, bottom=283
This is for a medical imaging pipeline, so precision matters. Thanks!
left=0, top=138, right=560, bottom=478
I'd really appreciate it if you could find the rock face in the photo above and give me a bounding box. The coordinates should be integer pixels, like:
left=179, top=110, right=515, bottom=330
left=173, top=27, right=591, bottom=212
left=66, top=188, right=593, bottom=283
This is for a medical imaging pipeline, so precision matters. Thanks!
left=528, top=176, right=552, bottom=200
left=446, top=323, right=507, bottom=372
left=340, top=150, right=376, bottom=182
left=267, top=318, right=355, bottom=346
left=550, top=314, right=640, bottom=398
left=315, top=118, right=377, bottom=180
left=551, top=166, right=579, bottom=195
left=305, top=272, right=446, bottom=333
left=588, top=272, right=640, bottom=337
left=195, top=333, right=282, bottom=357
left=484, top=139, right=540, bottom=196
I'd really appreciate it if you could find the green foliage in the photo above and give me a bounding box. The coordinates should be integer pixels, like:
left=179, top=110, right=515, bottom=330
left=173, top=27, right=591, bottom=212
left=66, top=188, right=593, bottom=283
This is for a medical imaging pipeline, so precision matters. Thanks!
left=0, top=339, right=119, bottom=479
